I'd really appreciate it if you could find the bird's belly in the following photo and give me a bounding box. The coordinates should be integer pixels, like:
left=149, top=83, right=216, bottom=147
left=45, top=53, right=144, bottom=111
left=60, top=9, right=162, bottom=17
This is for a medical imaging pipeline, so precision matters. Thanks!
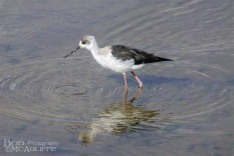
left=94, top=56, right=138, bottom=73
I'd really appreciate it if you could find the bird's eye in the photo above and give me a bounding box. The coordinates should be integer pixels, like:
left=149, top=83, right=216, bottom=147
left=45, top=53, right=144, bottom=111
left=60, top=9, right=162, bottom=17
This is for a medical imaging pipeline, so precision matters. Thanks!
left=82, top=41, right=86, bottom=44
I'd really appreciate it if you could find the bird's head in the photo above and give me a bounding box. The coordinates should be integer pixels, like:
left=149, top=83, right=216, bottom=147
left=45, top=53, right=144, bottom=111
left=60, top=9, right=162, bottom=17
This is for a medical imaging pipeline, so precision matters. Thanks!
left=64, top=35, right=97, bottom=58
left=79, top=35, right=96, bottom=50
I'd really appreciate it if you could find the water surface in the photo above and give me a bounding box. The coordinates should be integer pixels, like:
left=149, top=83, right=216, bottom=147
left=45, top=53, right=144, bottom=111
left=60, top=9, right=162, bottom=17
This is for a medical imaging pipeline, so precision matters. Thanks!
left=0, top=0, right=233, bottom=155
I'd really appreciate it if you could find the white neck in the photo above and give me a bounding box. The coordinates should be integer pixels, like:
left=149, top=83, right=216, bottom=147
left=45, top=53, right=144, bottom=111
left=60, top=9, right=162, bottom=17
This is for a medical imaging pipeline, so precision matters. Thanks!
left=87, top=39, right=99, bottom=56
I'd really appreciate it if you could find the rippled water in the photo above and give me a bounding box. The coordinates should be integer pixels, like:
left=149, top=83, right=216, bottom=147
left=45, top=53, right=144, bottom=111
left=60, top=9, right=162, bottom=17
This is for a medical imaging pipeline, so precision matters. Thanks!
left=0, top=0, right=233, bottom=156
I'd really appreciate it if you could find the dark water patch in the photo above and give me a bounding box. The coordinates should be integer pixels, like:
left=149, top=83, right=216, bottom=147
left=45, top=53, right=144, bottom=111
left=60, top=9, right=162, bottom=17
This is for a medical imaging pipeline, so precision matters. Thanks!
left=108, top=73, right=193, bottom=87
left=15, top=124, right=29, bottom=134
left=0, top=43, right=13, bottom=52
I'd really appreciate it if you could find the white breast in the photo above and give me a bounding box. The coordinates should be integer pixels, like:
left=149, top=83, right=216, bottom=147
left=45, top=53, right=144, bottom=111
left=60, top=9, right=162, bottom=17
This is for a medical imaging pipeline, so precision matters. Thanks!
left=93, top=53, right=137, bottom=73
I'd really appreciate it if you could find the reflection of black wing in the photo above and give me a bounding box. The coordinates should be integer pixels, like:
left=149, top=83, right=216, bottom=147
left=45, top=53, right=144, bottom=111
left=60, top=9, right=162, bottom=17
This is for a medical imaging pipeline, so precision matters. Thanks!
left=111, top=45, right=173, bottom=65
left=99, top=103, right=158, bottom=135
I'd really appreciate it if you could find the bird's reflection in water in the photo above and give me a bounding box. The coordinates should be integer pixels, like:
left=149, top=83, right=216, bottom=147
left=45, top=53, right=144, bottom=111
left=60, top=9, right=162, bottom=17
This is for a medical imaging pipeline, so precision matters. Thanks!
left=78, top=89, right=160, bottom=144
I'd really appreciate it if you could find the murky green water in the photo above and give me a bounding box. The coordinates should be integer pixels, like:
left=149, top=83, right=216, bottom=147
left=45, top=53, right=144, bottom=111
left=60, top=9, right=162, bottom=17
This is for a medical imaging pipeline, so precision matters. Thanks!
left=0, top=0, right=233, bottom=155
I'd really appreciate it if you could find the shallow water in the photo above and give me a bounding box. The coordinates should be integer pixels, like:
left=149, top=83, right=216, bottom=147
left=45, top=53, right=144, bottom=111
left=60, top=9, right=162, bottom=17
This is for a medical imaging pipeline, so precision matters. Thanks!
left=0, top=0, right=234, bottom=155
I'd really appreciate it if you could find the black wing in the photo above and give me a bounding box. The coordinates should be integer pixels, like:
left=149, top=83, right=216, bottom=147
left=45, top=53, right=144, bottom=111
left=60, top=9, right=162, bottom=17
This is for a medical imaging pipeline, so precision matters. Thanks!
left=111, top=45, right=173, bottom=65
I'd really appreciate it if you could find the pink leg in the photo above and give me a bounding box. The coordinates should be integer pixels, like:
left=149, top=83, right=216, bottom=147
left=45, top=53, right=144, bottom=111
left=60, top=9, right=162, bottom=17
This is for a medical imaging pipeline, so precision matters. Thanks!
left=123, top=73, right=128, bottom=91
left=131, top=71, right=143, bottom=88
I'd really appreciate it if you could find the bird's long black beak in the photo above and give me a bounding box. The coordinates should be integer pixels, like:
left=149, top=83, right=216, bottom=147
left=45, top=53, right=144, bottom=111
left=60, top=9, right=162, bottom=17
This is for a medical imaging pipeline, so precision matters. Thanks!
left=64, top=46, right=80, bottom=58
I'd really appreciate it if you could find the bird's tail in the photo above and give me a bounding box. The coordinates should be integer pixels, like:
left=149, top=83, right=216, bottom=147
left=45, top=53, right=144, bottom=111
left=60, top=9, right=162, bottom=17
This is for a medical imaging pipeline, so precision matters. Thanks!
left=145, top=54, right=173, bottom=63
left=156, top=56, right=174, bottom=62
